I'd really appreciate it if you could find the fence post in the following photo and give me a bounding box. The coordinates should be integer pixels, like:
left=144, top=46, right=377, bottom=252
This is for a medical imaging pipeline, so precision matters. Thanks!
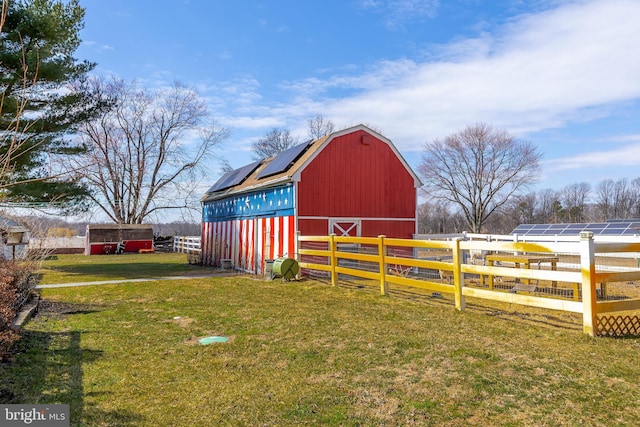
left=452, top=237, right=465, bottom=311
left=378, top=235, right=388, bottom=295
left=329, top=234, right=337, bottom=287
left=579, top=231, right=597, bottom=336
left=294, top=231, right=301, bottom=279
left=295, top=231, right=301, bottom=262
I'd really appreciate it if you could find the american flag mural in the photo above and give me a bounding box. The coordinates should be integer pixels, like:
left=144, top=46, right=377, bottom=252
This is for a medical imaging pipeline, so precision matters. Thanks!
left=202, top=184, right=296, bottom=274
left=201, top=216, right=296, bottom=274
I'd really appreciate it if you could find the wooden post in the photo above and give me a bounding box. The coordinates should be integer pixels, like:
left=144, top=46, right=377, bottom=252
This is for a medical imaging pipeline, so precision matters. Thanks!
left=378, top=235, right=388, bottom=295
left=452, top=238, right=465, bottom=311
left=295, top=231, right=301, bottom=262
left=329, top=234, right=337, bottom=287
left=294, top=231, right=301, bottom=279
left=579, top=231, right=597, bottom=336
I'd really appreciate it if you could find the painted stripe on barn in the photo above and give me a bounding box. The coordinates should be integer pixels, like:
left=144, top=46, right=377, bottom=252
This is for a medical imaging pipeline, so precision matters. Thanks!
left=267, top=217, right=275, bottom=260
left=201, top=215, right=296, bottom=273
left=235, top=220, right=240, bottom=265
left=288, top=215, right=296, bottom=257
left=274, top=216, right=280, bottom=259
left=256, top=217, right=263, bottom=269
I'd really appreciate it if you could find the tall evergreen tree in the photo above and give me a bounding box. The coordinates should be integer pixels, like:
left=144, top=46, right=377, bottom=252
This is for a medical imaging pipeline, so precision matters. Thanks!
left=0, top=0, right=100, bottom=211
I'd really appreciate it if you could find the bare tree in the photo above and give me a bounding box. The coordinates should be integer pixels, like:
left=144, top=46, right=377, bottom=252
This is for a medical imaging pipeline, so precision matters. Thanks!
left=535, top=188, right=561, bottom=224
left=595, top=179, right=615, bottom=221
left=631, top=178, right=640, bottom=218
left=596, top=177, right=638, bottom=221
left=613, top=178, right=636, bottom=219
left=417, top=200, right=464, bottom=234
left=513, top=192, right=538, bottom=224
left=418, top=123, right=542, bottom=233
left=307, top=114, right=334, bottom=140
left=251, top=128, right=298, bottom=160
left=217, top=158, right=236, bottom=174
left=73, top=77, right=229, bottom=224
left=561, top=182, right=590, bottom=223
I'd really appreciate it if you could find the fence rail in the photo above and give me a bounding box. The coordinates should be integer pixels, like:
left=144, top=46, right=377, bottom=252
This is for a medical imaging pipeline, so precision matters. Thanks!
left=296, top=232, right=640, bottom=337
left=172, top=236, right=201, bottom=253
left=173, top=236, right=201, bottom=263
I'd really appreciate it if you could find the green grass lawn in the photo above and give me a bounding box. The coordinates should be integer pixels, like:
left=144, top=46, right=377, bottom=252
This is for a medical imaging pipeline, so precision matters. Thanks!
left=36, top=253, right=209, bottom=284
left=2, top=254, right=640, bottom=426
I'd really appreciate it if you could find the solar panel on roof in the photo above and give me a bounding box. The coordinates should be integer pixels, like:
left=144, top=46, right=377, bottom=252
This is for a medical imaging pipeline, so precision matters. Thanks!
left=206, top=160, right=262, bottom=193
left=511, top=224, right=534, bottom=234
left=558, top=229, right=576, bottom=235
left=511, top=220, right=640, bottom=236
left=530, top=225, right=543, bottom=230
left=255, top=139, right=313, bottom=179
left=601, top=228, right=623, bottom=234
left=584, top=224, right=604, bottom=230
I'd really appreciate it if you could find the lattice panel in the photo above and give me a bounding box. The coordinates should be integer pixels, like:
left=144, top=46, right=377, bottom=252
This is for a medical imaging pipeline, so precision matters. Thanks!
left=597, top=315, right=640, bottom=337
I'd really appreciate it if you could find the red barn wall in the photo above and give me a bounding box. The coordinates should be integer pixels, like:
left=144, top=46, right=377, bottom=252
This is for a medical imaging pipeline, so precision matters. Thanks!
left=297, top=218, right=331, bottom=236
left=297, top=130, right=416, bottom=238
left=360, top=220, right=416, bottom=238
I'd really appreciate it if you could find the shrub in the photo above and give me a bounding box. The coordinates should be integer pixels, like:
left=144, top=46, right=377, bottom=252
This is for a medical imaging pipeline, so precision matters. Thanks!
left=0, top=261, right=33, bottom=361
left=46, top=227, right=77, bottom=238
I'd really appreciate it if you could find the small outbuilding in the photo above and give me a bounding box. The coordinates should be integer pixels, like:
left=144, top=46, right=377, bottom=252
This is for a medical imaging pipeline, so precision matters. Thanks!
left=200, top=124, right=422, bottom=274
left=84, top=224, right=154, bottom=255
left=0, top=216, right=29, bottom=260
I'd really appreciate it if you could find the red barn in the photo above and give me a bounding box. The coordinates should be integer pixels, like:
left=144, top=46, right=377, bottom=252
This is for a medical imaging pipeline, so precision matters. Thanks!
left=84, top=224, right=154, bottom=255
left=200, top=125, right=421, bottom=274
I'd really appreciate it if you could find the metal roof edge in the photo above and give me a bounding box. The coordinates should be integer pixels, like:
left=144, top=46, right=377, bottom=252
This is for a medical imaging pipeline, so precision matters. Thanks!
left=202, top=124, right=423, bottom=200
left=291, top=124, right=423, bottom=187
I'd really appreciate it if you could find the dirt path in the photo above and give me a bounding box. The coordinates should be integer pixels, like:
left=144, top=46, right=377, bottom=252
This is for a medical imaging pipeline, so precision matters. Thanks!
left=35, top=272, right=240, bottom=289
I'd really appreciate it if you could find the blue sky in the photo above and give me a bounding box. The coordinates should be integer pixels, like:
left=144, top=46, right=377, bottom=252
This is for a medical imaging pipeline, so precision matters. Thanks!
left=77, top=0, right=640, bottom=195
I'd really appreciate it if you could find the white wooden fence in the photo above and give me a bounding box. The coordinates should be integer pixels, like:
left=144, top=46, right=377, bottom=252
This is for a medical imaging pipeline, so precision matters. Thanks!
left=173, top=236, right=201, bottom=254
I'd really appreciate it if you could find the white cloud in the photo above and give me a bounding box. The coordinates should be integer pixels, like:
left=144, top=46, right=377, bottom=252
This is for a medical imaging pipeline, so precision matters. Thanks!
left=207, top=0, right=640, bottom=180
left=82, top=41, right=115, bottom=53
left=222, top=115, right=283, bottom=130
left=357, top=0, right=441, bottom=30
left=309, top=0, right=640, bottom=151
left=546, top=142, right=640, bottom=171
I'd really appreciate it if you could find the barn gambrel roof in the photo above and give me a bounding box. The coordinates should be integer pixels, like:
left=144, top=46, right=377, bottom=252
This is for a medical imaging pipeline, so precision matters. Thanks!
left=201, top=124, right=422, bottom=203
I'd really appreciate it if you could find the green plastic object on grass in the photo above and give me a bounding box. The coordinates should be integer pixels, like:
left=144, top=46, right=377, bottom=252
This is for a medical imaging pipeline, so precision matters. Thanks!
left=199, top=336, right=229, bottom=345
left=272, top=257, right=299, bottom=279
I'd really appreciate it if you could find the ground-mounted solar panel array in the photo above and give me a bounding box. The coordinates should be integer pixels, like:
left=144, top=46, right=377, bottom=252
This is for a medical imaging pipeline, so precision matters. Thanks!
left=256, top=139, right=313, bottom=179
left=206, top=160, right=262, bottom=193
left=511, top=220, right=640, bottom=236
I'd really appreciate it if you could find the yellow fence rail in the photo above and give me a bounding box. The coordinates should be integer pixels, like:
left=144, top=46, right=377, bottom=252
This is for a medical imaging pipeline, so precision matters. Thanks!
left=296, top=232, right=640, bottom=337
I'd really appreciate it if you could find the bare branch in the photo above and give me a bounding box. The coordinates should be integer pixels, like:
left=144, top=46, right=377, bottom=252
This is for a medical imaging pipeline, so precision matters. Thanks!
left=307, top=114, right=334, bottom=140
left=251, top=128, right=299, bottom=160
left=73, top=77, right=229, bottom=224
left=419, top=123, right=542, bottom=233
